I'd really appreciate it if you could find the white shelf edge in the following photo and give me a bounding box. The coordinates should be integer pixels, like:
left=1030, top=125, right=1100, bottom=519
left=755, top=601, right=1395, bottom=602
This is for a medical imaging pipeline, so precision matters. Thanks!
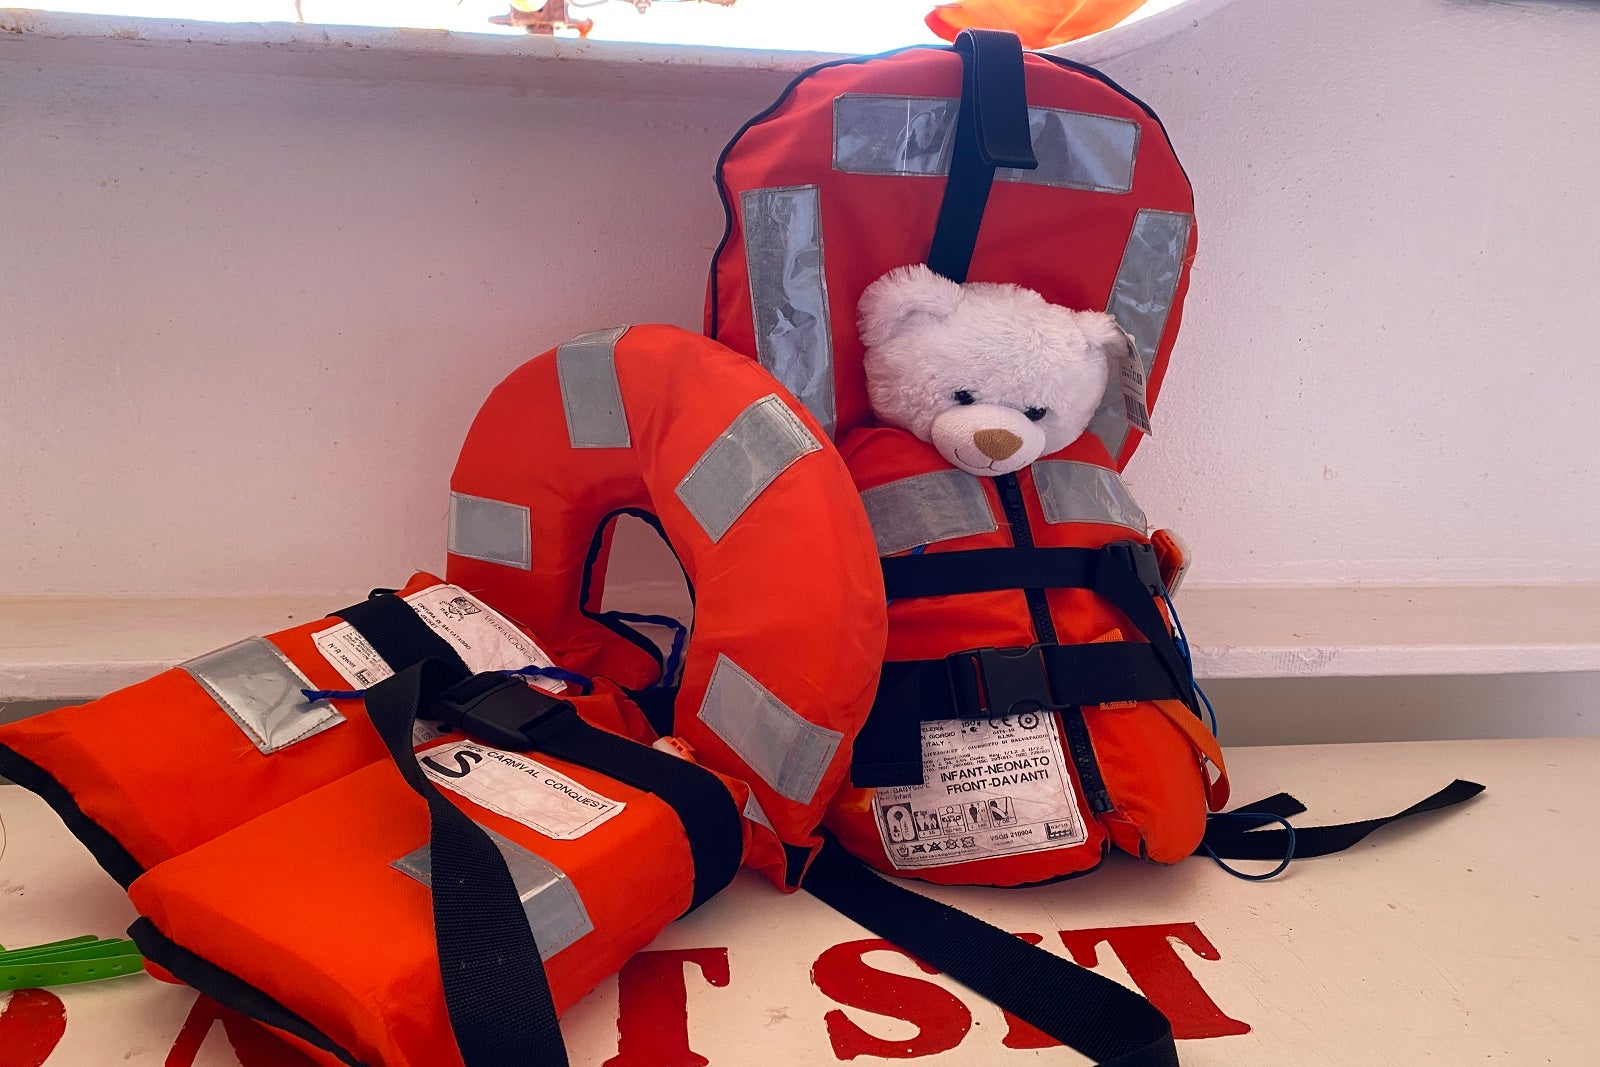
left=0, top=8, right=846, bottom=92
left=2, top=583, right=1596, bottom=702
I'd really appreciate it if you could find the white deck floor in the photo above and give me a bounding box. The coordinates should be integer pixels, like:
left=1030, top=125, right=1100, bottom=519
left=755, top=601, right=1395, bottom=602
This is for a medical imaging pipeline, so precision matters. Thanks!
left=2, top=736, right=1594, bottom=1065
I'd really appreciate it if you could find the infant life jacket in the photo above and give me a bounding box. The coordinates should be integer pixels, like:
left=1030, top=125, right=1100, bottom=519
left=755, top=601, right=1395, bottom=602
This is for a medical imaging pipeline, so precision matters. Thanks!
left=0, top=323, right=888, bottom=1067
left=707, top=29, right=1483, bottom=1067
left=825, top=429, right=1226, bottom=886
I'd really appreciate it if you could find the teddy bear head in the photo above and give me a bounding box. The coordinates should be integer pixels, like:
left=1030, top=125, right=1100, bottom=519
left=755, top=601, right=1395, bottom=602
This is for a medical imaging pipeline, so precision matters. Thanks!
left=858, top=263, right=1129, bottom=477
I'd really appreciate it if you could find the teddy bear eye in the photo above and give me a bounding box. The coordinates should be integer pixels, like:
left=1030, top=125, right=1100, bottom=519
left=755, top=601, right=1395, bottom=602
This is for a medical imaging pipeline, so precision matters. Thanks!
left=952, top=390, right=976, bottom=405
left=1024, top=406, right=1048, bottom=422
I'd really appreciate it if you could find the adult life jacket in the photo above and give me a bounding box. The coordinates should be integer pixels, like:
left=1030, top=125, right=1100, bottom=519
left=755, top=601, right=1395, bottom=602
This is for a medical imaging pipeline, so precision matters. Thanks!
left=0, top=323, right=887, bottom=1066
left=708, top=28, right=1484, bottom=1066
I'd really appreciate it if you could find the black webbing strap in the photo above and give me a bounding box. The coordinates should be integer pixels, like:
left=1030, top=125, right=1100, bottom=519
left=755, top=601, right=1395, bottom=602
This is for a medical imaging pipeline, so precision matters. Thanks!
left=364, top=659, right=567, bottom=1067
left=1205, top=779, right=1486, bottom=860
left=420, top=671, right=741, bottom=913
left=1090, top=550, right=1193, bottom=703
left=496, top=687, right=743, bottom=913
left=853, top=642, right=1185, bottom=787
left=879, top=543, right=1188, bottom=695
left=333, top=590, right=470, bottom=678
left=804, top=836, right=1178, bottom=1067
left=925, top=29, right=1037, bottom=282
left=883, top=546, right=1099, bottom=600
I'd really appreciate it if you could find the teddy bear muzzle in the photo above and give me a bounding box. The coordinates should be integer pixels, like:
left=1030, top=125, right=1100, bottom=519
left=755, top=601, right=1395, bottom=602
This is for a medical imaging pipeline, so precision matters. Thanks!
left=929, top=403, right=1046, bottom=477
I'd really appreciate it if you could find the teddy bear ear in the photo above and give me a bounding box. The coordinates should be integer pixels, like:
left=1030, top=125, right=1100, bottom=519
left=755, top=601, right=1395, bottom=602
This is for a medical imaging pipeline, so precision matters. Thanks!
left=857, top=264, right=963, bottom=348
left=1073, top=310, right=1133, bottom=366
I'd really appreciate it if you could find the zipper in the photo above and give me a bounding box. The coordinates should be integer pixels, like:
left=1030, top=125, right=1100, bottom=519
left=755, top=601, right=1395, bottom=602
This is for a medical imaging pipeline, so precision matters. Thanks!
left=994, top=474, right=1056, bottom=641
left=994, top=472, right=1113, bottom=815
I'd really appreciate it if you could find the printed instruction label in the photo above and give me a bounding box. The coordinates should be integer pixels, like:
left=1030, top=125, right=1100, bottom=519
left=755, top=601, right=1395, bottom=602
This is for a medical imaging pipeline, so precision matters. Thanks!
left=873, top=713, right=1088, bottom=870
left=1117, top=328, right=1152, bottom=436
left=312, top=584, right=563, bottom=691
left=419, top=740, right=625, bottom=841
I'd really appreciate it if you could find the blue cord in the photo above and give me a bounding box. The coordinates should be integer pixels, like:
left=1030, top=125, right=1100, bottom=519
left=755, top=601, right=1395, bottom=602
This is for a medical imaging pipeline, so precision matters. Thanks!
left=1161, top=591, right=1219, bottom=738
left=507, top=665, right=595, bottom=695
left=300, top=687, right=366, bottom=702
left=1202, top=811, right=1298, bottom=881
left=605, top=611, right=689, bottom=690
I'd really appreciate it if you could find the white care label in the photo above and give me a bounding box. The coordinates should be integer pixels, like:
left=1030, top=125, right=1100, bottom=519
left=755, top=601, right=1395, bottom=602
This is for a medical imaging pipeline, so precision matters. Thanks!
left=873, top=713, right=1088, bottom=870
left=419, top=740, right=624, bottom=840
left=1116, top=328, right=1152, bottom=437
left=312, top=584, right=563, bottom=691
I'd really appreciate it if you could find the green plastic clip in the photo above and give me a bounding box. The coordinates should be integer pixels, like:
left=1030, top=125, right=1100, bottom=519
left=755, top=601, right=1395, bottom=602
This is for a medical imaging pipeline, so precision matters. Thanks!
left=0, top=935, right=145, bottom=990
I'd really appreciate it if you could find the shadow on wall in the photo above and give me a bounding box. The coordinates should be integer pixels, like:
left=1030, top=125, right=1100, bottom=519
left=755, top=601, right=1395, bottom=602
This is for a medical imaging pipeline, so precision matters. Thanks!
left=1207, top=672, right=1599, bottom=747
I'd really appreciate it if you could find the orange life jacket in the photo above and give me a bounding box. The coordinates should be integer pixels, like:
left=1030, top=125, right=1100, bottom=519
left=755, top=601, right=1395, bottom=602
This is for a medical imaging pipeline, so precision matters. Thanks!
left=0, top=323, right=887, bottom=1067
left=824, top=428, right=1227, bottom=887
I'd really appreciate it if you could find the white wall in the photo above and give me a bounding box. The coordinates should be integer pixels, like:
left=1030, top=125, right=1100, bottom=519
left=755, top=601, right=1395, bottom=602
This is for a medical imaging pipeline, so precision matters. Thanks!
left=4, top=0, right=1600, bottom=598
left=1089, top=0, right=1600, bottom=586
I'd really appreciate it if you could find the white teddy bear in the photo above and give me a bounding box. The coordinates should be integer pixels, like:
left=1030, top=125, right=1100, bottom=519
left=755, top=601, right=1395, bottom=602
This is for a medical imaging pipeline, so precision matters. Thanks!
left=857, top=263, right=1131, bottom=476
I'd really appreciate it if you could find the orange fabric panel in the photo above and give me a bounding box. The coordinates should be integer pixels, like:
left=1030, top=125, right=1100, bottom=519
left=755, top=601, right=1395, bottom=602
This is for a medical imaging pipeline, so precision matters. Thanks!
left=925, top=0, right=1151, bottom=50
left=0, top=572, right=448, bottom=870
left=128, top=749, right=709, bottom=1067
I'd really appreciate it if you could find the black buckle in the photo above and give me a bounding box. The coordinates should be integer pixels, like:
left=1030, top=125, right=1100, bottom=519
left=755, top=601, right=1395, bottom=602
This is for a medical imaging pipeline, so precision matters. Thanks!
left=950, top=645, right=1064, bottom=718
left=1104, top=540, right=1166, bottom=597
left=430, top=673, right=572, bottom=750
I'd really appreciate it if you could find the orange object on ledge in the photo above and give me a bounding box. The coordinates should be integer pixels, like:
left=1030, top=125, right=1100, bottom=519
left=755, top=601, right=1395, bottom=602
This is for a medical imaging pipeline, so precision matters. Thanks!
left=925, top=0, right=1151, bottom=49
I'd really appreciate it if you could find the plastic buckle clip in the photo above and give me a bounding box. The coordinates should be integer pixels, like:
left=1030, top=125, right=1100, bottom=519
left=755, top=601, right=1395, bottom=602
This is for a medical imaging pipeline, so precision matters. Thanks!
left=432, top=672, right=573, bottom=750
left=954, top=645, right=1063, bottom=718
left=1104, top=540, right=1167, bottom=597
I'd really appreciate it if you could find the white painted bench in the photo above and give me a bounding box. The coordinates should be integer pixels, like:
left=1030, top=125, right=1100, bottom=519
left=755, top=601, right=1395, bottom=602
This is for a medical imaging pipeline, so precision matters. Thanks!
left=3, top=736, right=1592, bottom=1065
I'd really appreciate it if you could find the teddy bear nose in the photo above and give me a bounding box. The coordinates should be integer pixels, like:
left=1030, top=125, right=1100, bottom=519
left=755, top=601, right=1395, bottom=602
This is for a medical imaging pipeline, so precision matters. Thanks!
left=972, top=428, right=1023, bottom=461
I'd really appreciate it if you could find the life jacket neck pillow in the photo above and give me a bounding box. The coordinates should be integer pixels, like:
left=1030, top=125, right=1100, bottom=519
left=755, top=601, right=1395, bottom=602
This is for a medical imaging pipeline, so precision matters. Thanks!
left=444, top=322, right=886, bottom=882
left=707, top=38, right=1196, bottom=471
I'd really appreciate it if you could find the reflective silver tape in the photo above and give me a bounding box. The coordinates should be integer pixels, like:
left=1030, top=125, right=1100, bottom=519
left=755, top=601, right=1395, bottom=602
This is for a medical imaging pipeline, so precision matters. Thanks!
left=697, top=654, right=842, bottom=804
left=182, top=637, right=342, bottom=754
left=833, top=94, right=1138, bottom=193
left=740, top=185, right=837, bottom=438
left=997, top=106, right=1140, bottom=193
left=448, top=491, right=531, bottom=570
left=833, top=94, right=957, bottom=177
left=675, top=393, right=821, bottom=544
left=557, top=326, right=631, bottom=449
left=1090, top=209, right=1194, bottom=457
left=860, top=469, right=997, bottom=557
left=1033, top=460, right=1147, bottom=534
left=393, top=828, right=592, bottom=961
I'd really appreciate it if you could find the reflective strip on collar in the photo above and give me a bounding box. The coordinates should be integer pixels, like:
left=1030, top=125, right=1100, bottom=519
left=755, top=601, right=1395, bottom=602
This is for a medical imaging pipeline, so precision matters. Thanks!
left=1033, top=460, right=1147, bottom=534
left=860, top=469, right=997, bottom=556
left=448, top=491, right=532, bottom=570
left=697, top=654, right=842, bottom=804
left=1089, top=209, right=1194, bottom=457
left=182, top=637, right=342, bottom=754
left=833, top=94, right=1139, bottom=193
left=557, top=326, right=631, bottom=449
left=740, top=185, right=837, bottom=438
left=833, top=94, right=956, bottom=176
left=676, top=393, right=821, bottom=543
left=393, top=828, right=592, bottom=960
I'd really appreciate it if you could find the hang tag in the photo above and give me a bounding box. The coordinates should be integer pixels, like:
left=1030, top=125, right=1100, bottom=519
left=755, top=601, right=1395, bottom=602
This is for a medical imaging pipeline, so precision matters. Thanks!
left=1117, top=329, right=1152, bottom=437
left=312, top=584, right=563, bottom=692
